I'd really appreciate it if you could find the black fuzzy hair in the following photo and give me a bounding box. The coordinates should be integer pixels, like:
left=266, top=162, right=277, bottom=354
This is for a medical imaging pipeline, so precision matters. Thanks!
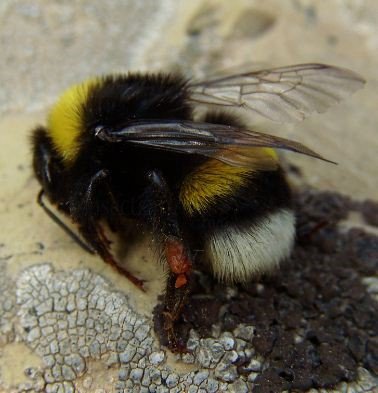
left=82, top=73, right=192, bottom=132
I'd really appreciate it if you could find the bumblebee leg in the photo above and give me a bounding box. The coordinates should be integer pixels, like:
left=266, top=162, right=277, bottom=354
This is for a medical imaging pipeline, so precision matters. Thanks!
left=37, top=190, right=96, bottom=254
left=162, top=272, right=192, bottom=352
left=297, top=219, right=330, bottom=244
left=145, top=170, right=193, bottom=351
left=74, top=169, right=145, bottom=290
left=78, top=220, right=145, bottom=290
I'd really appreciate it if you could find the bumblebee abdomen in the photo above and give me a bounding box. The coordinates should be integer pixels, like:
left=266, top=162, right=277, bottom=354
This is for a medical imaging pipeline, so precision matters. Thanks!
left=183, top=167, right=294, bottom=283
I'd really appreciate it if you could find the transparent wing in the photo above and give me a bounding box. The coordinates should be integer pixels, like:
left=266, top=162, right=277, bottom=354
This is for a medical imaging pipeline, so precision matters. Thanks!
left=189, top=63, right=365, bottom=122
left=95, top=120, right=334, bottom=169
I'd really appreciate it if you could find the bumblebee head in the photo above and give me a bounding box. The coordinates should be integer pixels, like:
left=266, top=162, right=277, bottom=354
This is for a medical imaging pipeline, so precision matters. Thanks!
left=47, top=74, right=190, bottom=164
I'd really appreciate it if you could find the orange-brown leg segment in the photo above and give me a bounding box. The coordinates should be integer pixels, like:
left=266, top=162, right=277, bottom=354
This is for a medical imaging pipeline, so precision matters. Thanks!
left=163, top=237, right=194, bottom=351
left=165, top=237, right=192, bottom=289
left=79, top=220, right=145, bottom=291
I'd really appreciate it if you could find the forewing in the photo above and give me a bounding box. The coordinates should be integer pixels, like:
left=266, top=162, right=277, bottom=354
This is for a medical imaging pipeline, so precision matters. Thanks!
left=189, top=63, right=365, bottom=122
left=96, top=120, right=333, bottom=169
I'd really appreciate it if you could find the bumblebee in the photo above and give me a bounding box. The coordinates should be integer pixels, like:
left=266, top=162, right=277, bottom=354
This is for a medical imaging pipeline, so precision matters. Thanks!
left=31, top=64, right=364, bottom=350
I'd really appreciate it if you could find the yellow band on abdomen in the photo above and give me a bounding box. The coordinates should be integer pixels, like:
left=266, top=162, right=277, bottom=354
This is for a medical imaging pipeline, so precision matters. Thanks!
left=180, top=147, right=278, bottom=214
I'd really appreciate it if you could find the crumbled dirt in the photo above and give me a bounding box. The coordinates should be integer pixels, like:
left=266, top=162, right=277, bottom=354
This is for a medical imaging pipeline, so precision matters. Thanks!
left=360, top=199, right=378, bottom=227
left=154, top=190, right=378, bottom=392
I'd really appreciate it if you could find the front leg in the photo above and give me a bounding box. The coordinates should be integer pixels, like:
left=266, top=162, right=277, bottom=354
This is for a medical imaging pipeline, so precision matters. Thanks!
left=71, top=169, right=145, bottom=290
left=145, top=170, right=193, bottom=351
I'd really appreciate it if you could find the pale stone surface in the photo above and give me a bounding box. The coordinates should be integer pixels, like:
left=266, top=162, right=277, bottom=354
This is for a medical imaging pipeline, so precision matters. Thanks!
left=0, top=1, right=377, bottom=392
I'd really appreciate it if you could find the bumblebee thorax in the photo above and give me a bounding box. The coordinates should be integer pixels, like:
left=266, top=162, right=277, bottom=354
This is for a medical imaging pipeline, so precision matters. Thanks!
left=47, top=73, right=191, bottom=165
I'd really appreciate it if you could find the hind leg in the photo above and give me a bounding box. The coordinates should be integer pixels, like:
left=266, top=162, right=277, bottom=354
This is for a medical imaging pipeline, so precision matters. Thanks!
left=143, top=169, right=194, bottom=351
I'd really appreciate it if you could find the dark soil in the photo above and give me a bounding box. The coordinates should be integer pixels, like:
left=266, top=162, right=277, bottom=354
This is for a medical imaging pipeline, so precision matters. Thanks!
left=154, top=190, right=378, bottom=392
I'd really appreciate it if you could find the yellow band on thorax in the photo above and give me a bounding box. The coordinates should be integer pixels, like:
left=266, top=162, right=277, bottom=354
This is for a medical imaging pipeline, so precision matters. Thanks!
left=47, top=78, right=100, bottom=163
